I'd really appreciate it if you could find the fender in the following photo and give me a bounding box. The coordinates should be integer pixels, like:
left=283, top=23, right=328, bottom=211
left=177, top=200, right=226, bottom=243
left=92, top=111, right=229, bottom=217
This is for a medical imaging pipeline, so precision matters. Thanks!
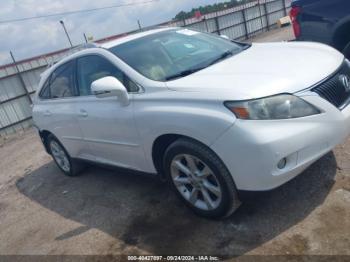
left=132, top=95, right=236, bottom=173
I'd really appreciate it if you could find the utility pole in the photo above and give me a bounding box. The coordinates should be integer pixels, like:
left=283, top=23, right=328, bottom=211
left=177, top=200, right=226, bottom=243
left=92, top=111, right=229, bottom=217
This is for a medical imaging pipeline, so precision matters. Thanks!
left=83, top=33, right=88, bottom=43
left=59, top=20, right=73, bottom=47
left=137, top=20, right=142, bottom=30
left=258, top=0, right=264, bottom=31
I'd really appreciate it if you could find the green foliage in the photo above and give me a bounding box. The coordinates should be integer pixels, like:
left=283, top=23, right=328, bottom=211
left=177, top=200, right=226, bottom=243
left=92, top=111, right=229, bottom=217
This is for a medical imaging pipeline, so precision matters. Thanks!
left=174, top=0, right=255, bottom=20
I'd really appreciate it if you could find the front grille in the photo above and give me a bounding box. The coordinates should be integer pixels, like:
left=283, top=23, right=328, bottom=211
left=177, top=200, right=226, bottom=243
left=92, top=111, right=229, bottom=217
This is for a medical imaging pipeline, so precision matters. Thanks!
left=312, top=61, right=350, bottom=108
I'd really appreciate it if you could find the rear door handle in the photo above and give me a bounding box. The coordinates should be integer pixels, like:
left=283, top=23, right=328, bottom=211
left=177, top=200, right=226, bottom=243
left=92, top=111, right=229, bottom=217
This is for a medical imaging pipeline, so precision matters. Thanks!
left=43, top=110, right=52, bottom=116
left=78, top=109, right=88, bottom=118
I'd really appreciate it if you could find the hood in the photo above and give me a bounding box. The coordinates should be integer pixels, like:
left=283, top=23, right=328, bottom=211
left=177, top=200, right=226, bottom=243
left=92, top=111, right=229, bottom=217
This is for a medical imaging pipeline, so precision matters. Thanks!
left=165, top=42, right=344, bottom=100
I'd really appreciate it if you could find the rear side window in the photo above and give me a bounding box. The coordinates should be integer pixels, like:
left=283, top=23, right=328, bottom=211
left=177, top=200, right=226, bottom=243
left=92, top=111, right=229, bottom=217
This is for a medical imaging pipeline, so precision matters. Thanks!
left=76, top=55, right=139, bottom=95
left=39, top=61, right=76, bottom=99
left=39, top=78, right=51, bottom=99
left=50, top=61, right=76, bottom=98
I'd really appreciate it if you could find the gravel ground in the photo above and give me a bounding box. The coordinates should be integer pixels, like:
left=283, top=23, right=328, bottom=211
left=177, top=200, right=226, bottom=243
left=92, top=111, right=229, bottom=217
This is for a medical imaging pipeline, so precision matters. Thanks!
left=0, top=27, right=349, bottom=260
left=246, top=26, right=295, bottom=43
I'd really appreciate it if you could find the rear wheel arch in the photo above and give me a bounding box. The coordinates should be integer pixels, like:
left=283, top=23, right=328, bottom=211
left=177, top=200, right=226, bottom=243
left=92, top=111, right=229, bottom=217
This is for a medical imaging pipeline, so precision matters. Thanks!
left=38, top=130, right=67, bottom=157
left=39, top=129, right=54, bottom=154
left=43, top=132, right=84, bottom=176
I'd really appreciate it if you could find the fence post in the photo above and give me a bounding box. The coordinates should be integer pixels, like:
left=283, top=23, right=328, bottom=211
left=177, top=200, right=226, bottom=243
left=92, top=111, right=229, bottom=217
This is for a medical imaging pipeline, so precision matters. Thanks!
left=242, top=8, right=249, bottom=39
left=203, top=17, right=209, bottom=32
left=282, top=0, right=287, bottom=16
left=258, top=1, right=264, bottom=32
left=137, top=20, right=142, bottom=31
left=9, top=51, right=32, bottom=104
left=263, top=2, right=270, bottom=31
left=214, top=16, right=221, bottom=35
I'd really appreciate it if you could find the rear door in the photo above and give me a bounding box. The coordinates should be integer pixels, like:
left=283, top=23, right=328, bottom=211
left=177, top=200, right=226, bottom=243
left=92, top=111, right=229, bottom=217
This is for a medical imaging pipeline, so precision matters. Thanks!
left=74, top=54, right=143, bottom=170
left=35, top=60, right=84, bottom=157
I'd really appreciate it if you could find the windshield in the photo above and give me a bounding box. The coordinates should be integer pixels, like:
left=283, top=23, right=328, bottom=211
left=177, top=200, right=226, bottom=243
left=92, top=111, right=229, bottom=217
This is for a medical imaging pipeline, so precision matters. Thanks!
left=109, top=29, right=247, bottom=81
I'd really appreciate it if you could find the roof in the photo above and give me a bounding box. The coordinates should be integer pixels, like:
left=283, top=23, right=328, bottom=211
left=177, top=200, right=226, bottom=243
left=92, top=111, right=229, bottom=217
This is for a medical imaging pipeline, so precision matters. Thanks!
left=100, top=27, right=175, bottom=49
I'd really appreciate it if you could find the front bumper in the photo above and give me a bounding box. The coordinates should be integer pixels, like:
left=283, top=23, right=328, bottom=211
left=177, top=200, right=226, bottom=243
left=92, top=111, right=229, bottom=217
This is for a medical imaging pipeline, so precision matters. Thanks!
left=211, top=94, right=350, bottom=191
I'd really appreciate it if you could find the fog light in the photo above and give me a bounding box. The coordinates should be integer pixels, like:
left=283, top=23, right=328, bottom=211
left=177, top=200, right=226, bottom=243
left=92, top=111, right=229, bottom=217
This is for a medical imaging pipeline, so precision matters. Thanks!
left=277, top=158, right=287, bottom=169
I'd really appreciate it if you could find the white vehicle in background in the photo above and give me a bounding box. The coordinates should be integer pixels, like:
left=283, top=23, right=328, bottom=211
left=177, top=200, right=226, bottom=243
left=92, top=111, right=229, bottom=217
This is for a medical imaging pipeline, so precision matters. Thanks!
left=33, top=28, right=350, bottom=218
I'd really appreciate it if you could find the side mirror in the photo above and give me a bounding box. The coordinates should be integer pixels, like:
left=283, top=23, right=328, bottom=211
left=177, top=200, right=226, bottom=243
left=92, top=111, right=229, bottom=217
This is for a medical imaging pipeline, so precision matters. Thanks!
left=220, top=34, right=230, bottom=40
left=91, top=76, right=130, bottom=106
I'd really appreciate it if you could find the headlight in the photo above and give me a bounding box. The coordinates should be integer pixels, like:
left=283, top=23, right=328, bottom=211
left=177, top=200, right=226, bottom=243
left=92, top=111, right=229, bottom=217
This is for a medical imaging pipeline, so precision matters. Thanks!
left=224, top=94, right=321, bottom=120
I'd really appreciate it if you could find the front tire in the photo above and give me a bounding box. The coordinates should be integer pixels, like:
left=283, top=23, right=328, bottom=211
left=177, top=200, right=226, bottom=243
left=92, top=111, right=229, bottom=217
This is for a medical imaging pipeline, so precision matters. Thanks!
left=47, top=134, right=83, bottom=176
left=163, top=138, right=241, bottom=218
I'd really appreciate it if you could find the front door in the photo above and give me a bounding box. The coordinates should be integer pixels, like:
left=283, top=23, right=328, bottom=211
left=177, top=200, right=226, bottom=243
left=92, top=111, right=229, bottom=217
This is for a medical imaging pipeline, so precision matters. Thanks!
left=74, top=54, right=143, bottom=170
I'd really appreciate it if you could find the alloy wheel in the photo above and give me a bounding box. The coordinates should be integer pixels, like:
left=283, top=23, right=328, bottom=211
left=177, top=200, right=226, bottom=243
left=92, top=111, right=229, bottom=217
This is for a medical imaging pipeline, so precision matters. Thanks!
left=50, top=140, right=71, bottom=173
left=170, top=154, right=222, bottom=211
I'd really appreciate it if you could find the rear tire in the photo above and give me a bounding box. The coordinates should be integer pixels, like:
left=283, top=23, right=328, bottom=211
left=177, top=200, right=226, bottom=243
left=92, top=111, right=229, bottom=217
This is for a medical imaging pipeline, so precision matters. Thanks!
left=47, top=134, right=84, bottom=176
left=163, top=138, right=241, bottom=219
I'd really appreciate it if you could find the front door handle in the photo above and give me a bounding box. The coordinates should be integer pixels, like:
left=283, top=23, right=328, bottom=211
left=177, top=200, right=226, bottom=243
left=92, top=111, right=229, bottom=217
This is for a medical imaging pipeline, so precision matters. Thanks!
left=43, top=110, right=52, bottom=116
left=78, top=109, right=88, bottom=118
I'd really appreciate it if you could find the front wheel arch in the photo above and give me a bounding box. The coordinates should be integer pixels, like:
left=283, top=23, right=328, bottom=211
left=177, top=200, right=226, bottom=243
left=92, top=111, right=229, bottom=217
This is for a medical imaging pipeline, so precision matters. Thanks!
left=163, top=137, right=241, bottom=218
left=152, top=134, right=218, bottom=180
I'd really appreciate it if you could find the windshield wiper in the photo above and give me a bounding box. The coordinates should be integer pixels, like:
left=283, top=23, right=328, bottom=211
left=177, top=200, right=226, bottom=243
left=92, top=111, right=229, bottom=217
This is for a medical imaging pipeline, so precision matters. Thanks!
left=165, top=49, right=238, bottom=81
left=241, top=43, right=252, bottom=50
left=165, top=67, right=206, bottom=81
left=208, top=50, right=234, bottom=66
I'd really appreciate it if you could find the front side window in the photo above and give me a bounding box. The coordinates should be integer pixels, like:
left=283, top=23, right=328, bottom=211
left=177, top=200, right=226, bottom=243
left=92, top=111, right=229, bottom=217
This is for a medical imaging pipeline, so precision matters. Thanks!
left=109, top=29, right=247, bottom=81
left=76, top=55, right=138, bottom=95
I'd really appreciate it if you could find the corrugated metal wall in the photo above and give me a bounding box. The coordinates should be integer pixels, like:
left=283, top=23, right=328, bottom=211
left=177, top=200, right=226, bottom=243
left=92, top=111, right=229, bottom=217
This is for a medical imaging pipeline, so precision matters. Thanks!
left=0, top=0, right=291, bottom=137
left=178, top=0, right=290, bottom=40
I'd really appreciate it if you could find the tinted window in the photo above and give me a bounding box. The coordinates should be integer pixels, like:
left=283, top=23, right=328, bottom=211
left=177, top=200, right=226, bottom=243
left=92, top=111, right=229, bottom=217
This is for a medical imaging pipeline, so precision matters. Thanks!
left=49, top=61, right=76, bottom=98
left=76, top=55, right=138, bottom=95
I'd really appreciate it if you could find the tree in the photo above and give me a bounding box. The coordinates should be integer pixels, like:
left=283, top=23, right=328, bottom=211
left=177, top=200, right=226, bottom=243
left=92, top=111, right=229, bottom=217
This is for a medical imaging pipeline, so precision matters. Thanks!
left=174, top=0, right=255, bottom=20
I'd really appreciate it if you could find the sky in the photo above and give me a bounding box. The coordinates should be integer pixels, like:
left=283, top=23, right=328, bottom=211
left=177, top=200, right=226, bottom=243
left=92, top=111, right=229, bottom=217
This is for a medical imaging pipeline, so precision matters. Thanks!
left=0, top=0, right=227, bottom=65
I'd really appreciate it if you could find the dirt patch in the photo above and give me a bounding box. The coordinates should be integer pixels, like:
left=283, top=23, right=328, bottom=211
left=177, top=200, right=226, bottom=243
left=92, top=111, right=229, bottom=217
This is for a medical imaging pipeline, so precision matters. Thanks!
left=278, top=234, right=310, bottom=254
left=0, top=202, right=7, bottom=212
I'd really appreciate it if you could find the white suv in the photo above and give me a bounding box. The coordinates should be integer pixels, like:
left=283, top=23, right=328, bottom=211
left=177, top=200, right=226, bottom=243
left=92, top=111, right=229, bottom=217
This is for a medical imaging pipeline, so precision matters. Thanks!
left=33, top=28, right=350, bottom=218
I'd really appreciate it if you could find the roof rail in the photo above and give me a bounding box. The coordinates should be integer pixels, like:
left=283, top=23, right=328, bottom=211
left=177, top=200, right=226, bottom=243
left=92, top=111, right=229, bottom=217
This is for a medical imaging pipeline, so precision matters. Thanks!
left=46, top=42, right=101, bottom=68
left=70, top=42, right=101, bottom=53
left=82, top=42, right=101, bottom=49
